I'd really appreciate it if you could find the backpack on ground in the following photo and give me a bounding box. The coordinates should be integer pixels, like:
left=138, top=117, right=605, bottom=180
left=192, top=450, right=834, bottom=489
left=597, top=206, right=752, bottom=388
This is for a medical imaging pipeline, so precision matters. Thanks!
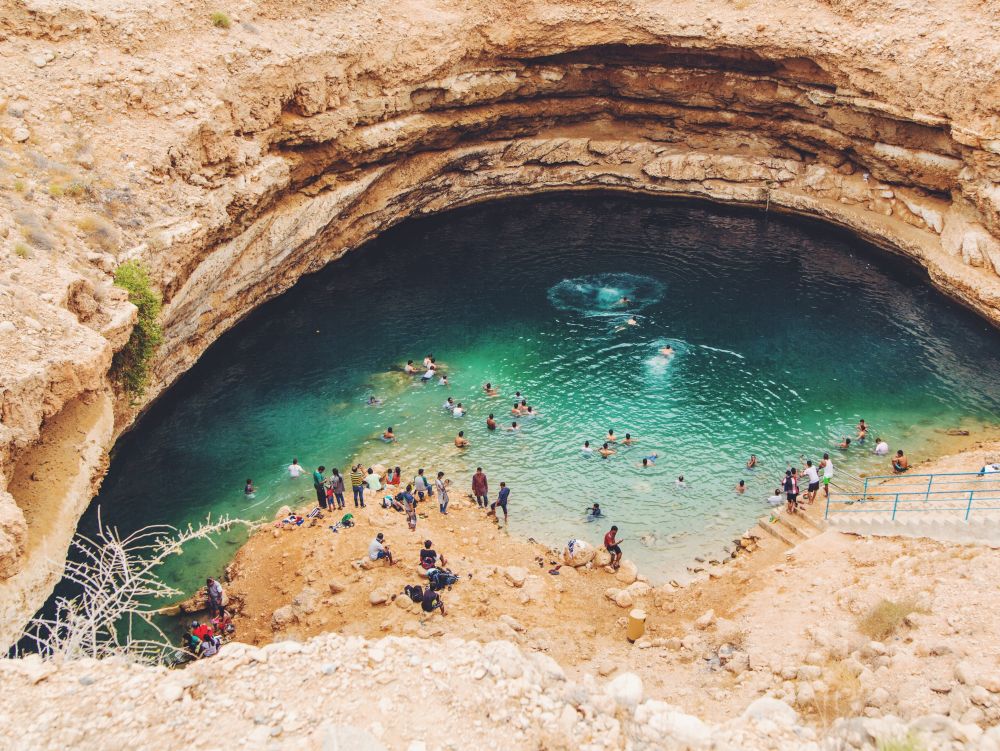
left=404, top=584, right=424, bottom=603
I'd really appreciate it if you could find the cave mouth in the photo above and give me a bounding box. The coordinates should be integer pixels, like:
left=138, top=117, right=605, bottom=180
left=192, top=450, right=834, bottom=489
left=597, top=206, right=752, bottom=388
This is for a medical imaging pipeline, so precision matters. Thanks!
left=71, top=193, right=1000, bottom=601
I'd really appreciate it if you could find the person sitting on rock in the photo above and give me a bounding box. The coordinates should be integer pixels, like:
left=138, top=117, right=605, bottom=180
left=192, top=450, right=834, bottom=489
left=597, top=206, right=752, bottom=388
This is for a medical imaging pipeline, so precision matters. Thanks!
left=892, top=449, right=910, bottom=473
left=419, top=539, right=447, bottom=570
left=368, top=532, right=395, bottom=565
left=421, top=587, right=446, bottom=616
left=182, top=624, right=201, bottom=656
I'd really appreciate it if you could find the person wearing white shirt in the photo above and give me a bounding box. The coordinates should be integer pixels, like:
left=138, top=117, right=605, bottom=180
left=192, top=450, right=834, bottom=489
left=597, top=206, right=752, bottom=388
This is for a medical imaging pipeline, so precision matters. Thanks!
left=874, top=438, right=889, bottom=456
left=821, top=453, right=835, bottom=499
left=288, top=458, right=305, bottom=478
left=803, top=460, right=820, bottom=503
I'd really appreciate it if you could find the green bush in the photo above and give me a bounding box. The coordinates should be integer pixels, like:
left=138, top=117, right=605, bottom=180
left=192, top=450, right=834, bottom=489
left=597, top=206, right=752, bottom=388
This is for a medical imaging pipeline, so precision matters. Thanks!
left=210, top=11, right=231, bottom=28
left=112, top=261, right=163, bottom=399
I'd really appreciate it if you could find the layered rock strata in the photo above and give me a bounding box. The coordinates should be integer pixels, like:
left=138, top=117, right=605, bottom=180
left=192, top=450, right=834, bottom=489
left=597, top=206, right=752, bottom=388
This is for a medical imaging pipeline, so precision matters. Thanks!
left=1, top=0, right=999, bottom=643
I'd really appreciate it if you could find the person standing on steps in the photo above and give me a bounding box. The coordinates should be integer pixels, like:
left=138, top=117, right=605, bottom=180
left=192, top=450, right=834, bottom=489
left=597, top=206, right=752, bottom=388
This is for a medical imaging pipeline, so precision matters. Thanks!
left=312, top=465, right=327, bottom=509
left=329, top=468, right=346, bottom=510
left=350, top=464, right=365, bottom=508
left=604, top=526, right=622, bottom=570
left=472, top=467, right=488, bottom=508
left=435, top=471, right=450, bottom=514
left=821, top=453, right=835, bottom=500
left=803, top=459, right=820, bottom=504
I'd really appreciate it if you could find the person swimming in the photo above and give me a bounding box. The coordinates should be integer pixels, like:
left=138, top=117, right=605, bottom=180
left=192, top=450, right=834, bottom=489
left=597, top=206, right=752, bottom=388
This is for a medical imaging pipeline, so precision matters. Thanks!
left=585, top=502, right=602, bottom=519
left=383, top=426, right=396, bottom=442
left=420, top=366, right=435, bottom=381
left=508, top=421, right=520, bottom=432
left=443, top=397, right=455, bottom=411
left=484, top=382, right=499, bottom=396
left=439, top=374, right=449, bottom=387
left=524, top=405, right=537, bottom=417
left=627, top=317, right=638, bottom=326
left=639, top=453, right=657, bottom=467
left=581, top=440, right=593, bottom=454
left=736, top=479, right=746, bottom=494
left=367, top=395, right=382, bottom=406
left=658, top=344, right=674, bottom=357
left=486, top=413, right=497, bottom=430
left=455, top=431, right=469, bottom=448
left=599, top=442, right=616, bottom=458
left=617, top=296, right=631, bottom=307
left=623, top=433, right=636, bottom=446
left=746, top=454, right=757, bottom=469
left=404, top=360, right=417, bottom=374
left=838, top=437, right=852, bottom=449
left=423, top=354, right=434, bottom=368
left=510, top=402, right=521, bottom=416
left=452, top=402, right=465, bottom=418
left=244, top=478, right=255, bottom=496
left=676, top=475, right=686, bottom=488
left=606, top=429, right=616, bottom=442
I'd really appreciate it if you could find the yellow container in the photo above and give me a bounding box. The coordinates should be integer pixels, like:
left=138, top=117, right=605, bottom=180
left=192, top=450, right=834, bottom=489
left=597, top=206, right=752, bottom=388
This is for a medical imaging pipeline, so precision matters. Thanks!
left=626, top=608, right=647, bottom=643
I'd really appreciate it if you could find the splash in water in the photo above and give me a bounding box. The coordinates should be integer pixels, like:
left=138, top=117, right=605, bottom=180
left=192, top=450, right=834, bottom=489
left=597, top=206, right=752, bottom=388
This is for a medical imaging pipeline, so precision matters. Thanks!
left=547, top=273, right=665, bottom=316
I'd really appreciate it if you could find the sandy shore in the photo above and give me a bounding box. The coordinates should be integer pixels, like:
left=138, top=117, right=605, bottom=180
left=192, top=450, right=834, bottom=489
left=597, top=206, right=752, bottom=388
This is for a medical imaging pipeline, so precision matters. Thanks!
left=214, top=430, right=1000, bottom=725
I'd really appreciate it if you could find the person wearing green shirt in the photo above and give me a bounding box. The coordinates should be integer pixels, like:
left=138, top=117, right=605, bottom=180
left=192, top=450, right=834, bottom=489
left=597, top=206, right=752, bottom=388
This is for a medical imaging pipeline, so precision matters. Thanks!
left=312, top=465, right=327, bottom=508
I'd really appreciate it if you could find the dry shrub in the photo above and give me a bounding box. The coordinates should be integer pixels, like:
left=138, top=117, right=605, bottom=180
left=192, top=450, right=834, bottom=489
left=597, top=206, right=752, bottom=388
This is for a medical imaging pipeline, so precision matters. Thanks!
left=813, top=661, right=863, bottom=728
left=14, top=242, right=31, bottom=259
left=858, top=597, right=923, bottom=641
left=877, top=732, right=923, bottom=751
left=76, top=213, right=119, bottom=251
left=211, top=11, right=231, bottom=27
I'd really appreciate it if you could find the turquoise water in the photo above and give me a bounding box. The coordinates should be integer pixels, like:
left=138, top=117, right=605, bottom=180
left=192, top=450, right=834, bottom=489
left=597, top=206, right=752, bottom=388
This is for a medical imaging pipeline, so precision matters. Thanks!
left=78, top=195, right=1000, bottom=593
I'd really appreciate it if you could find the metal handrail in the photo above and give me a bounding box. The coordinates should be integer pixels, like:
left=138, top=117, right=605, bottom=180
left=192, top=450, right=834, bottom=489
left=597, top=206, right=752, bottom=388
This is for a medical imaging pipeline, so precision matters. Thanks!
left=825, top=471, right=1000, bottom=521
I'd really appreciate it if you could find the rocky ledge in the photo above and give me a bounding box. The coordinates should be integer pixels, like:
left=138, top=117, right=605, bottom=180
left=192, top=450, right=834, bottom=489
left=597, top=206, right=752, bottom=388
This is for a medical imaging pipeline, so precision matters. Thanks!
left=2, top=0, right=1000, bottom=643
left=3, top=632, right=999, bottom=751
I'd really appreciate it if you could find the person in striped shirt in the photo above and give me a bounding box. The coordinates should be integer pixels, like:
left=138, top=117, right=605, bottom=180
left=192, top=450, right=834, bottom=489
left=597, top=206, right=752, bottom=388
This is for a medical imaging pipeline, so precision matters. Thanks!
left=350, top=464, right=366, bottom=508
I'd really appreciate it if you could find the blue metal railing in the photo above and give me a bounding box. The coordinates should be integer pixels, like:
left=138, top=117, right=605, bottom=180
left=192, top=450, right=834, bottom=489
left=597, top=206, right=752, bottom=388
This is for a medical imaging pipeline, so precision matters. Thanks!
left=824, top=470, right=1000, bottom=521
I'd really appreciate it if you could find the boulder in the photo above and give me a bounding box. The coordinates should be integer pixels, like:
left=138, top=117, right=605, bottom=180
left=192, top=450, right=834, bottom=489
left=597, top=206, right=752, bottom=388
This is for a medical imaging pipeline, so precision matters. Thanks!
left=503, top=566, right=527, bottom=588
left=395, top=595, right=413, bottom=610
left=271, top=605, right=295, bottom=630
left=615, top=560, right=638, bottom=585
left=694, top=609, right=715, bottom=630
left=594, top=548, right=612, bottom=568
left=741, top=697, right=798, bottom=725
left=499, top=614, right=525, bottom=632
left=369, top=590, right=390, bottom=606
left=328, top=581, right=347, bottom=595
left=613, top=590, right=634, bottom=609
left=607, top=672, right=644, bottom=711
left=625, top=581, right=652, bottom=598
left=562, top=540, right=595, bottom=567
left=274, top=505, right=292, bottom=521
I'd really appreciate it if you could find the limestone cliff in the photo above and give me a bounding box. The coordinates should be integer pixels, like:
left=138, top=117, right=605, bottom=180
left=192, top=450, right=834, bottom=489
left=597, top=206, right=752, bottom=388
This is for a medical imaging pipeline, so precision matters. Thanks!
left=1, top=0, right=1000, bottom=645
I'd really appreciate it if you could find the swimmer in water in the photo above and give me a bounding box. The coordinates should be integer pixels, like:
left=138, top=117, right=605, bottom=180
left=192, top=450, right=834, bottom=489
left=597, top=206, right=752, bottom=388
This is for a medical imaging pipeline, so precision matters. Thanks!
left=484, top=382, right=499, bottom=396
left=599, top=442, right=616, bottom=458
left=606, top=429, right=617, bottom=443
left=658, top=344, right=674, bottom=357
left=443, top=397, right=455, bottom=411
left=524, top=405, right=537, bottom=417
left=513, top=391, right=524, bottom=404
left=452, top=402, right=465, bottom=418
left=367, top=395, right=382, bottom=406
left=244, top=478, right=255, bottom=496
left=519, top=399, right=528, bottom=414
left=454, top=431, right=469, bottom=448
left=676, top=475, right=686, bottom=488
left=857, top=419, right=868, bottom=443
left=511, top=403, right=520, bottom=416
left=486, top=413, right=497, bottom=430
left=508, top=421, right=520, bottom=433
left=736, top=479, right=746, bottom=494
left=383, top=426, right=396, bottom=442
left=404, top=359, right=417, bottom=374
left=585, top=503, right=602, bottom=519
left=420, top=366, right=435, bottom=382
left=582, top=440, right=593, bottom=454
left=617, top=296, right=632, bottom=307
left=627, top=317, right=638, bottom=326
left=423, top=354, right=434, bottom=368
left=746, top=454, right=757, bottom=469
left=439, top=374, right=449, bottom=387
left=639, top=454, right=657, bottom=467
left=838, top=437, right=852, bottom=449
left=623, top=433, right=637, bottom=446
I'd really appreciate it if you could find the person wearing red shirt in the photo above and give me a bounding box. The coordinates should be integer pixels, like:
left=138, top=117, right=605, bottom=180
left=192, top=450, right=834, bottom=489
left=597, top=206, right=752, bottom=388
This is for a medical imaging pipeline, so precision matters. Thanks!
left=472, top=467, right=488, bottom=508
left=604, top=526, right=622, bottom=570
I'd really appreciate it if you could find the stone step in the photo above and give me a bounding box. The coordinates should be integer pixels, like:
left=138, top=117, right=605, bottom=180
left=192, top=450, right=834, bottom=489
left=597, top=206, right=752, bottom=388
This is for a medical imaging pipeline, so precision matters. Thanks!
left=775, top=513, right=810, bottom=539
left=756, top=516, right=795, bottom=547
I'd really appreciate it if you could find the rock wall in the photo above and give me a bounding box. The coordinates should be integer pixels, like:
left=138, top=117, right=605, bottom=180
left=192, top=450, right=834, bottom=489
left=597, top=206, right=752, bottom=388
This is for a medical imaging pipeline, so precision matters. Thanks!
left=1, top=0, right=1000, bottom=643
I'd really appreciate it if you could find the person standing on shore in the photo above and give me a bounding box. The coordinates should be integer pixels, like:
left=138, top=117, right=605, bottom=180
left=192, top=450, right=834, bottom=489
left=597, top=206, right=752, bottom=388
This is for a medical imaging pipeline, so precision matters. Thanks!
left=783, top=469, right=799, bottom=513
left=490, top=481, right=510, bottom=523
left=312, top=465, right=327, bottom=509
left=350, top=464, right=365, bottom=508
left=472, top=467, right=488, bottom=508
left=435, top=471, right=450, bottom=514
left=604, top=526, right=622, bottom=570
left=206, top=577, right=224, bottom=619
left=329, top=468, right=346, bottom=510
left=821, top=453, right=834, bottom=499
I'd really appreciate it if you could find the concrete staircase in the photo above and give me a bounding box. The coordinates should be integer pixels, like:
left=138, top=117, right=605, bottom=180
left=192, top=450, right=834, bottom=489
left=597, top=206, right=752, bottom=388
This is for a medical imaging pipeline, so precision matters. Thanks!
left=826, top=511, right=1000, bottom=545
left=752, top=500, right=827, bottom=549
